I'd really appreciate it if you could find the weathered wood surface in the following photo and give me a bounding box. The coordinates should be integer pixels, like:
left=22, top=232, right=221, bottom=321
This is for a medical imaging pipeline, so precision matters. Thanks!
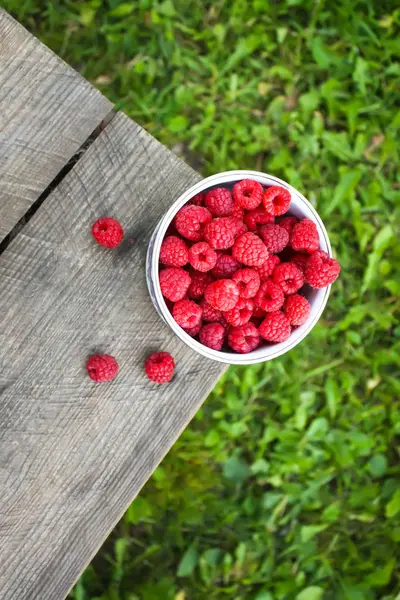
left=0, top=9, right=113, bottom=242
left=0, top=111, right=225, bottom=600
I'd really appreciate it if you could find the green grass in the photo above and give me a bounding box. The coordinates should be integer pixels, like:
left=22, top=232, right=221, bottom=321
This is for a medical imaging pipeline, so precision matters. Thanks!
left=4, top=0, right=400, bottom=598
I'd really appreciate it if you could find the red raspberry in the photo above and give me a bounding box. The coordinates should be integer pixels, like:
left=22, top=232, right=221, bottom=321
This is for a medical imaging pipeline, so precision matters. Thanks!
left=185, top=321, right=202, bottom=337
left=224, top=297, right=254, bottom=327
left=205, top=187, right=234, bottom=217
left=145, top=352, right=175, bottom=384
left=172, top=299, right=202, bottom=330
left=204, top=217, right=237, bottom=249
left=189, top=192, right=205, bottom=206
left=175, top=205, right=212, bottom=241
left=255, top=279, right=285, bottom=312
left=92, top=217, right=124, bottom=248
left=263, top=186, right=291, bottom=216
left=188, top=241, right=217, bottom=272
left=232, top=218, right=248, bottom=238
left=259, top=311, right=291, bottom=342
left=205, top=279, right=239, bottom=311
left=199, top=323, right=225, bottom=351
left=159, top=267, right=191, bottom=302
left=200, top=298, right=225, bottom=323
left=232, top=268, right=260, bottom=299
left=187, top=271, right=213, bottom=299
left=233, top=179, right=263, bottom=210
left=273, top=262, right=304, bottom=295
left=256, top=255, right=280, bottom=281
left=244, top=206, right=275, bottom=231
left=86, top=354, right=119, bottom=382
left=253, top=306, right=266, bottom=319
left=305, top=250, right=341, bottom=288
left=211, top=253, right=241, bottom=279
left=284, top=294, right=310, bottom=326
left=228, top=322, right=260, bottom=353
left=160, top=235, right=189, bottom=267
left=291, top=219, right=319, bottom=253
left=231, top=202, right=245, bottom=220
left=278, top=216, right=298, bottom=236
left=290, top=252, right=309, bottom=274
left=260, top=224, right=289, bottom=253
left=232, top=232, right=269, bottom=267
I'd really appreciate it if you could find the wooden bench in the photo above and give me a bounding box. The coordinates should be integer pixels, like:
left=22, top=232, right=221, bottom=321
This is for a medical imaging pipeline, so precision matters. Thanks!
left=0, top=10, right=225, bottom=599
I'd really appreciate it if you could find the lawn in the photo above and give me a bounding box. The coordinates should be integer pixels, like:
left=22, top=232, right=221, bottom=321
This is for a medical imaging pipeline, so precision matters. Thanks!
left=4, top=1, right=400, bottom=598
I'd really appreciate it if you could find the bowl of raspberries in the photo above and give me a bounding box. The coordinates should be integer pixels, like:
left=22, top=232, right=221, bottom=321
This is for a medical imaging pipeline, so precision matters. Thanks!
left=146, top=170, right=340, bottom=364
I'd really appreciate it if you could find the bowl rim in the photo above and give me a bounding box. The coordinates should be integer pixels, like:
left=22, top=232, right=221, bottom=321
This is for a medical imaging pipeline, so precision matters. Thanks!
left=149, top=170, right=332, bottom=364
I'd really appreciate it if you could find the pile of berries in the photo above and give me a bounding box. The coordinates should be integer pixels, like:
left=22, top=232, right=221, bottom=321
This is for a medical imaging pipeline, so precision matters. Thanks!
left=158, top=179, right=340, bottom=354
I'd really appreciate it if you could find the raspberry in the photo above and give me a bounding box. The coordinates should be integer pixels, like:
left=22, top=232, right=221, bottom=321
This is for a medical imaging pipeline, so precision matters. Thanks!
left=224, top=297, right=254, bottom=327
left=145, top=352, right=175, bottom=384
left=256, top=255, right=280, bottom=281
left=290, top=252, right=309, bottom=274
left=278, top=216, right=298, bottom=236
left=231, top=202, right=245, bottom=220
left=160, top=235, right=189, bottom=267
left=233, top=179, right=263, bottom=210
left=284, top=294, right=310, bottom=326
left=205, top=187, right=234, bottom=217
left=232, top=268, right=260, bottom=299
left=273, top=262, right=304, bottom=295
left=205, top=279, right=239, bottom=311
left=172, top=299, right=202, bottom=330
left=185, top=322, right=202, bottom=337
left=92, top=217, right=124, bottom=248
left=159, top=267, right=191, bottom=302
left=204, top=217, right=237, bottom=249
left=228, top=322, right=260, bottom=353
left=255, top=279, right=285, bottom=312
left=253, top=306, right=266, bottom=319
left=305, top=250, right=341, bottom=288
left=244, top=206, right=275, bottom=231
left=259, top=311, right=291, bottom=343
left=200, top=298, right=225, bottom=323
left=175, top=205, right=212, bottom=241
left=187, top=271, right=213, bottom=299
left=291, top=219, right=319, bottom=253
left=188, top=241, right=217, bottom=272
left=232, top=218, right=248, bottom=238
left=199, top=323, right=225, bottom=351
left=263, top=186, right=291, bottom=216
left=86, top=354, right=119, bottom=382
left=189, top=192, right=205, bottom=206
left=260, top=224, right=289, bottom=253
left=232, top=232, right=269, bottom=267
left=211, top=253, right=241, bottom=279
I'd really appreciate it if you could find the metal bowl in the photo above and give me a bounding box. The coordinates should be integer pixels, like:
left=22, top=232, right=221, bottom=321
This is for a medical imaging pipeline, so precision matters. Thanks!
left=146, top=170, right=331, bottom=365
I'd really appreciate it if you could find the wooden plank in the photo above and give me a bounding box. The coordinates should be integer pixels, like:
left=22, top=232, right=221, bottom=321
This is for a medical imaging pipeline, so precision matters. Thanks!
left=0, top=9, right=113, bottom=242
left=0, top=112, right=225, bottom=600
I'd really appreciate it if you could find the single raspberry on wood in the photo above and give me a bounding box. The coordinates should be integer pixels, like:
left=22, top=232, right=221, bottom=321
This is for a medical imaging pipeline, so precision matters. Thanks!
left=291, top=219, right=319, bottom=253
left=260, top=224, right=289, bottom=253
left=305, top=250, right=341, bottom=288
left=233, top=179, right=263, bottom=210
left=205, top=279, right=239, bottom=311
left=232, top=268, right=260, bottom=299
left=86, top=354, right=119, bottom=382
left=278, top=216, right=298, bottom=236
left=175, top=205, right=212, bottom=241
left=244, top=206, right=275, bottom=231
left=211, top=253, right=241, bottom=279
left=145, top=352, right=175, bottom=384
left=189, top=242, right=217, bottom=272
left=255, top=279, right=285, bottom=313
left=159, top=267, right=191, bottom=302
left=92, top=217, right=124, bottom=248
left=200, top=298, right=225, bottom=324
left=256, top=255, right=280, bottom=281
left=232, top=232, right=269, bottom=267
left=204, top=217, right=237, bottom=250
left=172, top=299, right=202, bottom=330
left=259, top=311, right=291, bottom=343
left=187, top=271, right=213, bottom=299
left=290, top=252, right=309, bottom=274
left=224, top=297, right=254, bottom=327
left=284, top=294, right=310, bottom=326
left=189, top=192, right=205, bottom=206
left=228, top=322, right=260, bottom=353
left=273, top=262, right=304, bottom=295
left=160, top=235, right=189, bottom=267
left=263, top=186, right=291, bottom=216
left=205, top=187, right=234, bottom=217
left=199, top=323, right=225, bottom=351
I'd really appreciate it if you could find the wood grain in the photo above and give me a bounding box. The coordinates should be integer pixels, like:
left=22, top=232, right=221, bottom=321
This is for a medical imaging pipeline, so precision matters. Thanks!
left=0, top=112, right=225, bottom=600
left=0, top=9, right=113, bottom=242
